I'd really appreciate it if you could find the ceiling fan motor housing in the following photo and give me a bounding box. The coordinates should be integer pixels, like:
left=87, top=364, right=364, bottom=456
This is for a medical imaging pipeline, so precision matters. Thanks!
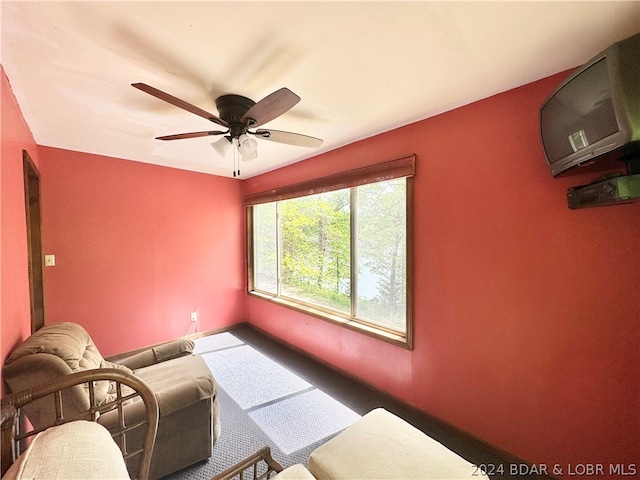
left=215, top=94, right=256, bottom=137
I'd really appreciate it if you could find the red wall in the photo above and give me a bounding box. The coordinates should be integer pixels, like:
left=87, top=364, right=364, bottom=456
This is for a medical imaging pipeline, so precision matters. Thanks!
left=1, top=66, right=39, bottom=394
left=243, top=72, right=640, bottom=476
left=36, top=147, right=246, bottom=356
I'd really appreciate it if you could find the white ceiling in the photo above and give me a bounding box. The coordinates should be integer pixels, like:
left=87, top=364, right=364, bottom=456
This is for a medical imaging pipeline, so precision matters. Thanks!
left=2, top=2, right=640, bottom=179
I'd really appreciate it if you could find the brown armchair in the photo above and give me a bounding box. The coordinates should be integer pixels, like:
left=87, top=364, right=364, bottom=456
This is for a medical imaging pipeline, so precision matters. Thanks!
left=2, top=322, right=221, bottom=479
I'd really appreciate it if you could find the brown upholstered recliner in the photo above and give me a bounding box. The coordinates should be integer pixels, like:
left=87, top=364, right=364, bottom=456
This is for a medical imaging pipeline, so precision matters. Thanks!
left=2, top=322, right=221, bottom=480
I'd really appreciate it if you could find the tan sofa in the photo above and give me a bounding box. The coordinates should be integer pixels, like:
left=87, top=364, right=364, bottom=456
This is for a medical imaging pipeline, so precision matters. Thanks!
left=2, top=322, right=221, bottom=480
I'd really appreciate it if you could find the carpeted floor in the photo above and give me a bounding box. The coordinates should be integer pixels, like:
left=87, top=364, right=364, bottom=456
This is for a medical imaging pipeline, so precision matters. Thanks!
left=163, top=325, right=534, bottom=480
left=165, top=327, right=364, bottom=479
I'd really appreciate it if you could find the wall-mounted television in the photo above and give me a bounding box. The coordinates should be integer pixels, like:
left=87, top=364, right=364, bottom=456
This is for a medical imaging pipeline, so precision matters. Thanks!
left=539, top=33, right=639, bottom=177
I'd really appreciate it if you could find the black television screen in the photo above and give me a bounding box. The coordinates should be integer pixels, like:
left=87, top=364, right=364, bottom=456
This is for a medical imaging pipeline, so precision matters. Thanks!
left=539, top=33, right=640, bottom=177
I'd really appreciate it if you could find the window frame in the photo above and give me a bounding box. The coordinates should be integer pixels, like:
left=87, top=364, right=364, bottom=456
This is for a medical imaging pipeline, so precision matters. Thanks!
left=246, top=156, right=414, bottom=350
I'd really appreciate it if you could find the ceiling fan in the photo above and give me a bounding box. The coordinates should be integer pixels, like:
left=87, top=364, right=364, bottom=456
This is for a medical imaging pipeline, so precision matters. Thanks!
left=132, top=83, right=323, bottom=176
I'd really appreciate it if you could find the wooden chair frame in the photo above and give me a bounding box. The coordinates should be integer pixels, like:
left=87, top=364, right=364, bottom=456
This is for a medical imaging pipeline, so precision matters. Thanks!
left=211, top=447, right=284, bottom=480
left=1, top=368, right=159, bottom=480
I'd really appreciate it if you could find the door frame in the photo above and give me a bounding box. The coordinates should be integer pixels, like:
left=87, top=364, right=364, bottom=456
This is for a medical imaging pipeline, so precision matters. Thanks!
left=23, top=150, right=45, bottom=332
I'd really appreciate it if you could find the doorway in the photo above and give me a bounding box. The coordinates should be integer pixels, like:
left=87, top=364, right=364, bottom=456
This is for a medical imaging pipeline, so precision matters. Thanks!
left=23, top=150, right=45, bottom=332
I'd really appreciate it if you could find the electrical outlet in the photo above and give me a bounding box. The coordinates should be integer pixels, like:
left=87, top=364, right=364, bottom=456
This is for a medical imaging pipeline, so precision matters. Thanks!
left=190, top=312, right=198, bottom=322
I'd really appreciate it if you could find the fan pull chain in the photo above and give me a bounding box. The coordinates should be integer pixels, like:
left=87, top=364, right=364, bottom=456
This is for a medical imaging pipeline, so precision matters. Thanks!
left=232, top=138, right=240, bottom=177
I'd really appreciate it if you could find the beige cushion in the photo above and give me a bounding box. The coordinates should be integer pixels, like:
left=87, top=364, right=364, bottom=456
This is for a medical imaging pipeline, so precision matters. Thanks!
left=273, top=464, right=317, bottom=479
left=4, top=323, right=134, bottom=406
left=308, top=408, right=488, bottom=480
left=134, top=354, right=214, bottom=416
left=6, top=322, right=104, bottom=371
left=114, top=339, right=195, bottom=370
left=3, top=421, right=129, bottom=480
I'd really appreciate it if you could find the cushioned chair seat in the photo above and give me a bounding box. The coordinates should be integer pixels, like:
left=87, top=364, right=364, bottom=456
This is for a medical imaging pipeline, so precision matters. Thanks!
left=308, top=408, right=487, bottom=480
left=2, top=421, right=129, bottom=480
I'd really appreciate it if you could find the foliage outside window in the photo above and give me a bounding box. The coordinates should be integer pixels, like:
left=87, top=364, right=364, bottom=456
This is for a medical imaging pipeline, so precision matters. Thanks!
left=247, top=156, right=414, bottom=348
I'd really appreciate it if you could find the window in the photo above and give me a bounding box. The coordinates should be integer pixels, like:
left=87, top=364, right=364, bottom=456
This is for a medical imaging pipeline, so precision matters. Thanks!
left=247, top=156, right=414, bottom=348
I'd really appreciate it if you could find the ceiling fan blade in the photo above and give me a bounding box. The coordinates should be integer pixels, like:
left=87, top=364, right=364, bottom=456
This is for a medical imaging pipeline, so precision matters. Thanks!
left=156, top=130, right=227, bottom=141
left=241, top=88, right=300, bottom=127
left=132, top=83, right=227, bottom=127
left=254, top=129, right=323, bottom=148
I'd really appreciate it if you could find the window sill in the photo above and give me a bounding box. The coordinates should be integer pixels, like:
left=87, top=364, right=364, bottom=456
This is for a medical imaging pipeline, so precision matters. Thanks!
left=248, top=290, right=412, bottom=350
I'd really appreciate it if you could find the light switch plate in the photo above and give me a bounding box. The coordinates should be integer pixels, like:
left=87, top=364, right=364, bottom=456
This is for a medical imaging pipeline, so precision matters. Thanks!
left=44, top=255, right=56, bottom=266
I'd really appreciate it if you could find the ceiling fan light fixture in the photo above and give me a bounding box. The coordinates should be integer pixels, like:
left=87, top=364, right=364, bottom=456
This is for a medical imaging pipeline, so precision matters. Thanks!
left=238, top=134, right=258, bottom=161
left=212, top=136, right=232, bottom=156
left=240, top=150, right=258, bottom=162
